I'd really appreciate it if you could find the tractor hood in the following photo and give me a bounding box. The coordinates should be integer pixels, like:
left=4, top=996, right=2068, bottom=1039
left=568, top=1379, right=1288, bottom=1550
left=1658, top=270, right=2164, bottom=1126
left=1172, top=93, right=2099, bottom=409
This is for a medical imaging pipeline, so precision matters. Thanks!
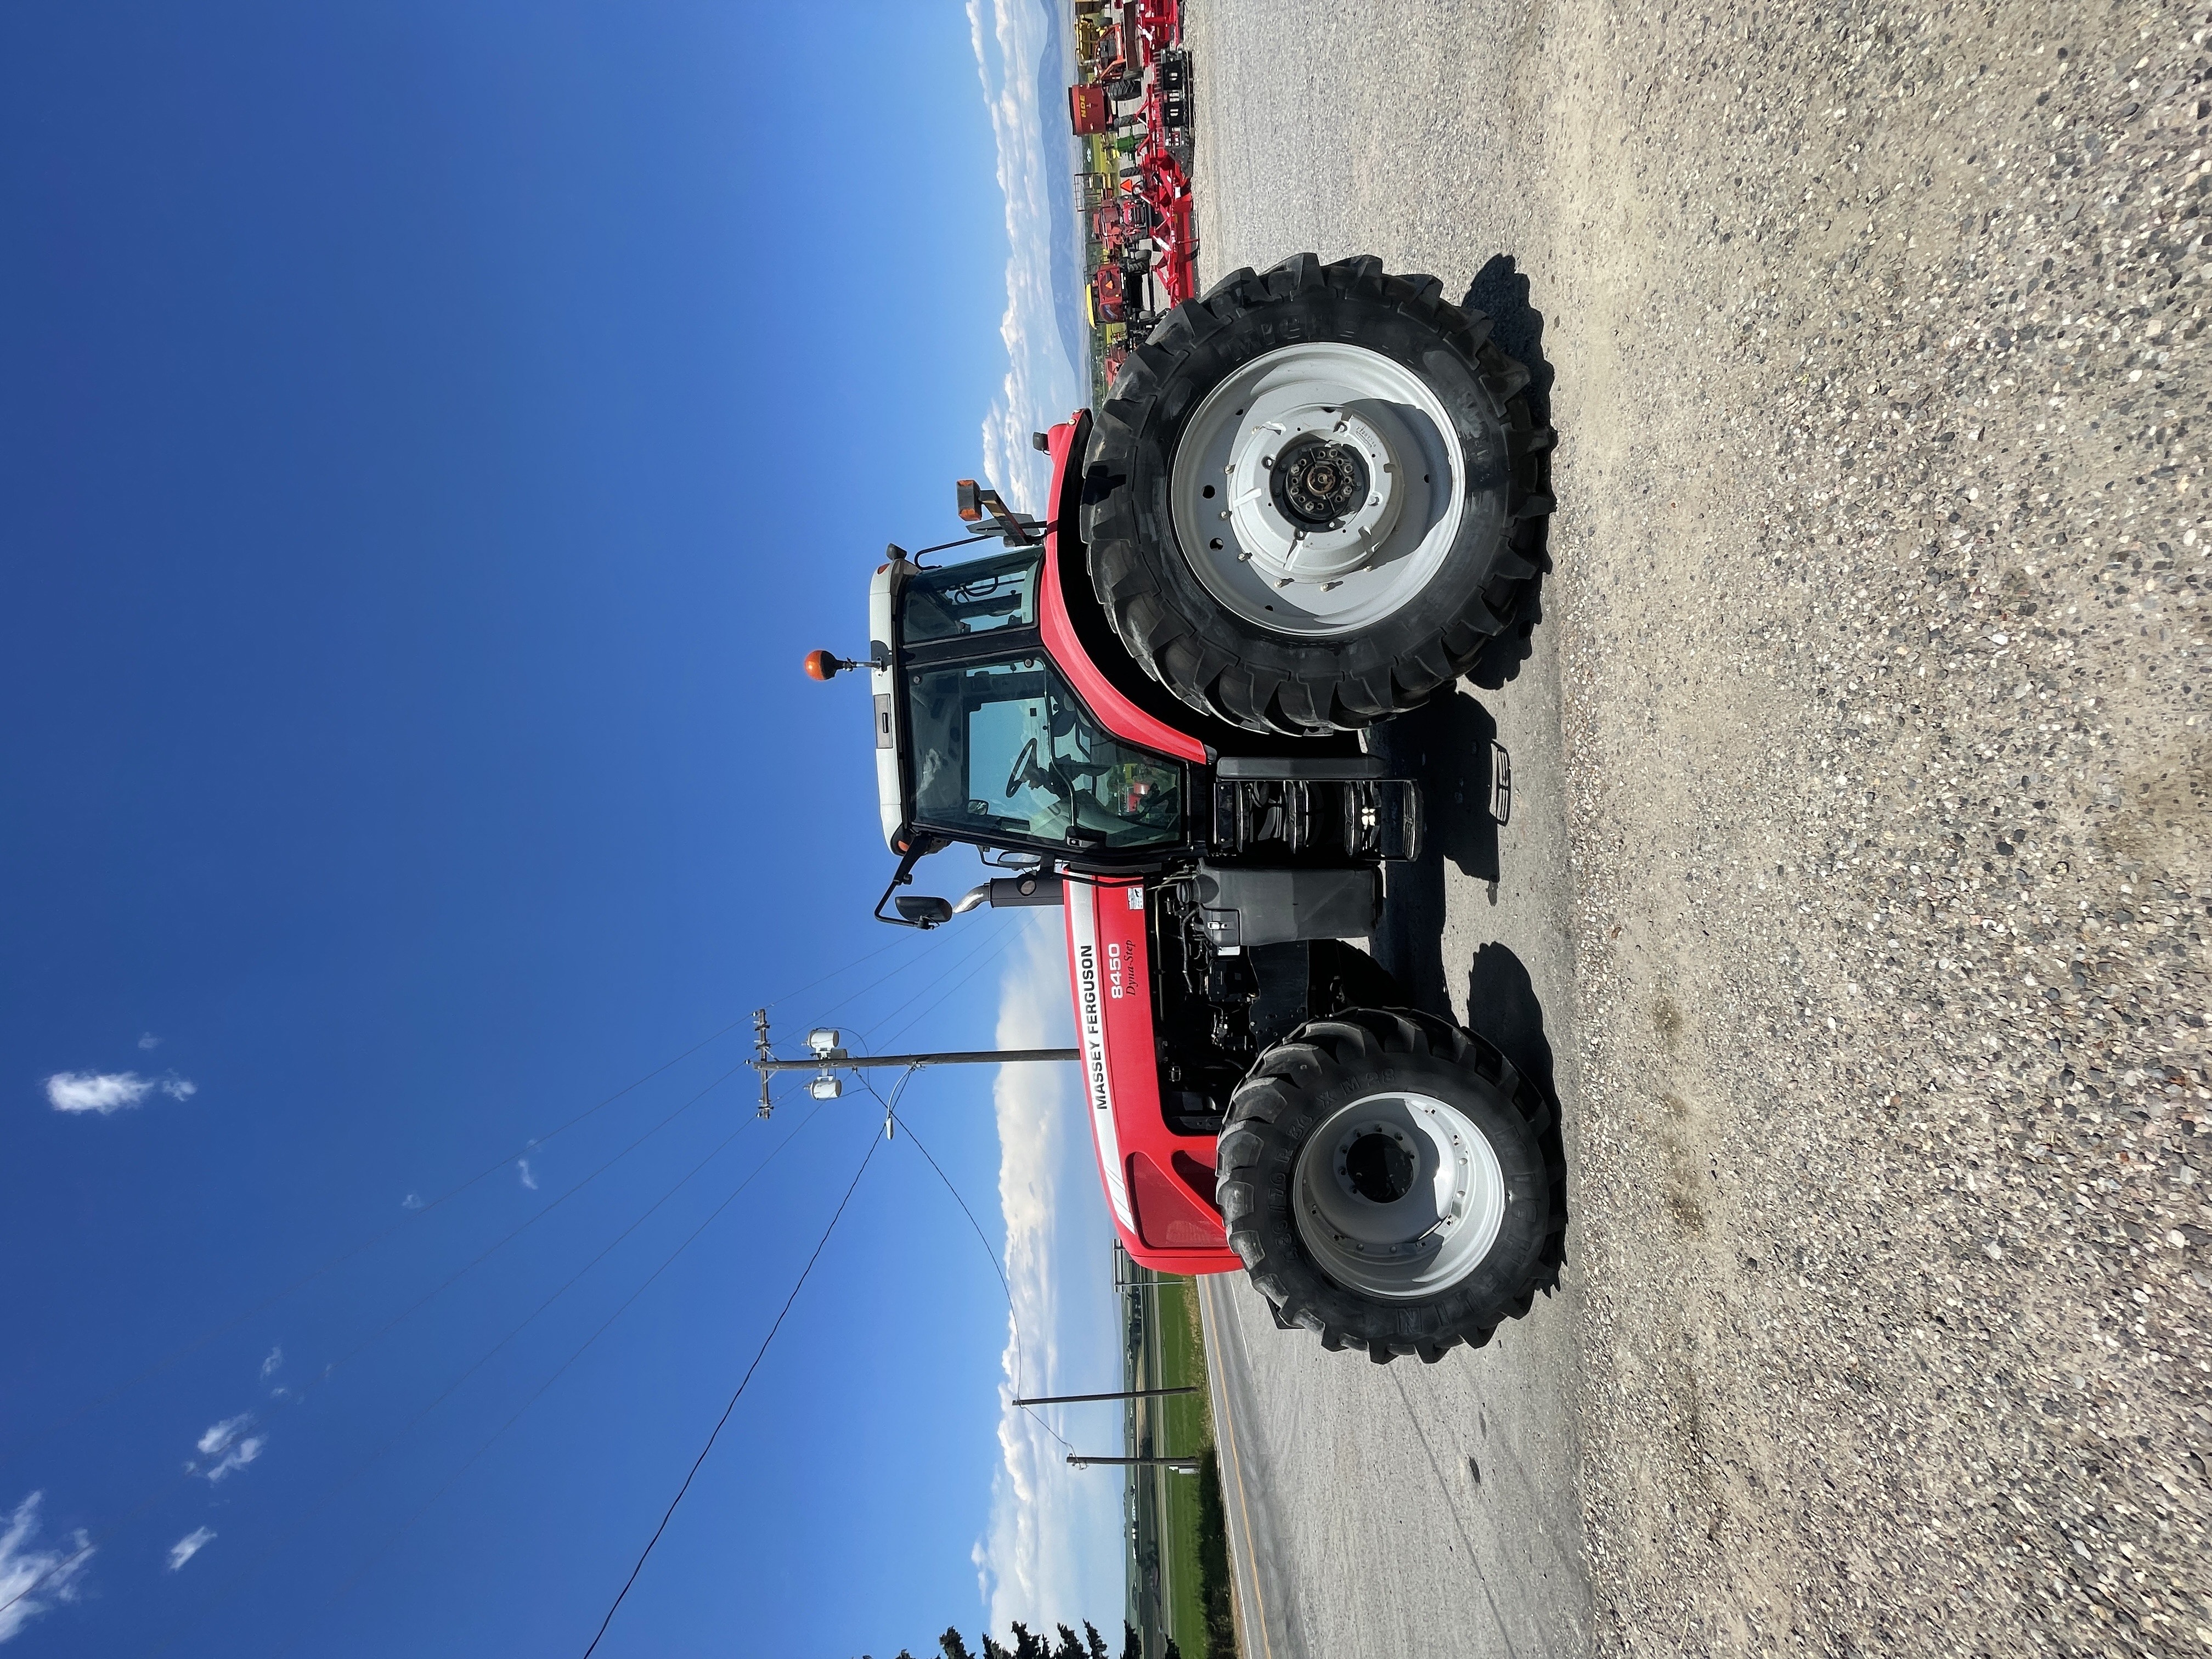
left=869, top=559, right=905, bottom=851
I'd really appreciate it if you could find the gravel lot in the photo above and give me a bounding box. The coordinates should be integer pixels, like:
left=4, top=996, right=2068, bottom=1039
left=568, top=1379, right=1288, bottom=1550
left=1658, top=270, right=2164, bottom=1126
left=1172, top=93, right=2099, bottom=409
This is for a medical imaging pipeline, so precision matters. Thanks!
left=1187, top=1, right=2212, bottom=1654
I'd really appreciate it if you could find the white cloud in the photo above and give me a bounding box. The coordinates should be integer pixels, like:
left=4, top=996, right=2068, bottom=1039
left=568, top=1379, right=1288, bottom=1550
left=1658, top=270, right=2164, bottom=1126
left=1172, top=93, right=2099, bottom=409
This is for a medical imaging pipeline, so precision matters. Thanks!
left=259, top=1346, right=283, bottom=1380
left=975, top=916, right=1122, bottom=1637
left=400, top=1192, right=425, bottom=1210
left=164, top=1528, right=215, bottom=1572
left=191, top=1416, right=264, bottom=1483
left=0, top=1492, right=92, bottom=1645
left=137, top=1033, right=161, bottom=1050
left=195, top=1415, right=250, bottom=1457
left=43, top=1071, right=195, bottom=1114
left=205, top=1438, right=263, bottom=1482
left=516, top=1158, right=538, bottom=1192
left=968, top=0, right=1084, bottom=517
left=45, top=1072, right=151, bottom=1114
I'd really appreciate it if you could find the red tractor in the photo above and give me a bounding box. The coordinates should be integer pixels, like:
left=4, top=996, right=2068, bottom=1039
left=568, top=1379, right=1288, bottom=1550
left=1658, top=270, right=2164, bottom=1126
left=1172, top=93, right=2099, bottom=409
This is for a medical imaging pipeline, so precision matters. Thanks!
left=1092, top=194, right=1155, bottom=261
left=1088, top=260, right=1152, bottom=328
left=810, top=255, right=1563, bottom=1362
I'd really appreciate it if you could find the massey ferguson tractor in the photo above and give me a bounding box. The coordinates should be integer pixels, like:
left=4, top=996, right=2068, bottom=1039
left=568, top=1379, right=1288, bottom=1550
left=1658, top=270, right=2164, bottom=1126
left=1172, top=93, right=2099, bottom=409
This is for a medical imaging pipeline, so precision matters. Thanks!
left=808, top=255, right=1564, bottom=1363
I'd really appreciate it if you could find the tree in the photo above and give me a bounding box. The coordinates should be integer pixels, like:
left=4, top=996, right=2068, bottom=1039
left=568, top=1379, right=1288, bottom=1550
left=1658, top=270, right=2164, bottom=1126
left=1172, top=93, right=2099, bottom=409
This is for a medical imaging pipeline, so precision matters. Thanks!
left=934, top=1621, right=1124, bottom=1659
left=1120, top=1623, right=1141, bottom=1659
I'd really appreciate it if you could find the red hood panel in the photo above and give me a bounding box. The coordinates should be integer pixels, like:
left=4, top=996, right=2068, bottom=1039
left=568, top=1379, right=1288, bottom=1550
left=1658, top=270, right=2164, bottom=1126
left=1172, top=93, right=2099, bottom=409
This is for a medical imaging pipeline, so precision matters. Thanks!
left=1064, top=876, right=1240, bottom=1275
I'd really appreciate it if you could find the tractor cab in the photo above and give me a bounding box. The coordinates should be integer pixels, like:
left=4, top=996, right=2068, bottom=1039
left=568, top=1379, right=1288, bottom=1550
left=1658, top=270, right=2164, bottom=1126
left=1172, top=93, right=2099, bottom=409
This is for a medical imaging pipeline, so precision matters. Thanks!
left=808, top=427, right=1423, bottom=932
left=799, top=458, right=1217, bottom=926
left=863, top=546, right=1186, bottom=869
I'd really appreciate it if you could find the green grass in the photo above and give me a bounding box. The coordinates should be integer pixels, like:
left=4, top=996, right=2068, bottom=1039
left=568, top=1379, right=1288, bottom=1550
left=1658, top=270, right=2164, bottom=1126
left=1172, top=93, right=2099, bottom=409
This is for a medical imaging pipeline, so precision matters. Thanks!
left=1151, top=1279, right=1235, bottom=1659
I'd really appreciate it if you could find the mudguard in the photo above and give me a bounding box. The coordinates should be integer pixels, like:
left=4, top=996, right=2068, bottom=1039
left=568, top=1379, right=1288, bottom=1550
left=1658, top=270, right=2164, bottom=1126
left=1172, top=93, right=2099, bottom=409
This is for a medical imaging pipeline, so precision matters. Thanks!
left=1064, top=875, right=1240, bottom=1274
left=1039, top=418, right=1207, bottom=765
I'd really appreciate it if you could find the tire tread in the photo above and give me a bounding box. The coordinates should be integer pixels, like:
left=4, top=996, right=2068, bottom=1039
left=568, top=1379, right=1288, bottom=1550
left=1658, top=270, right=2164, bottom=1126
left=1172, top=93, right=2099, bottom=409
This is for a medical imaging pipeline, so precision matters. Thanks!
left=1082, top=253, right=1556, bottom=735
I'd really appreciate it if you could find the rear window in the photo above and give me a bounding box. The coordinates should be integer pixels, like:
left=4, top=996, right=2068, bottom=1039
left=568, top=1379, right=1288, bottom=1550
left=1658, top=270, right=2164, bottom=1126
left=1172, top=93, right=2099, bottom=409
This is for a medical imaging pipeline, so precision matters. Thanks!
left=900, top=554, right=1040, bottom=642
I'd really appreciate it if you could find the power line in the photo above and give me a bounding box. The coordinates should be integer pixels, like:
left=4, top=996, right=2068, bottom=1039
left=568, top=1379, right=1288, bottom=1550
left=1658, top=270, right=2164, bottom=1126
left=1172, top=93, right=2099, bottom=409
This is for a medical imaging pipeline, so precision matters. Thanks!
left=874, top=922, right=1025, bottom=1052
left=7, top=930, right=945, bottom=1480
left=260, top=1098, right=838, bottom=1659
left=7, top=930, right=980, bottom=1632
left=763, top=932, right=917, bottom=1009
left=772, top=915, right=1013, bottom=1094
left=0, top=1006, right=759, bottom=1478
left=3, top=1057, right=763, bottom=1628
left=808, top=903, right=989, bottom=1025
left=157, top=1101, right=836, bottom=1659
left=579, top=1124, right=885, bottom=1658
left=876, top=1087, right=1073, bottom=1455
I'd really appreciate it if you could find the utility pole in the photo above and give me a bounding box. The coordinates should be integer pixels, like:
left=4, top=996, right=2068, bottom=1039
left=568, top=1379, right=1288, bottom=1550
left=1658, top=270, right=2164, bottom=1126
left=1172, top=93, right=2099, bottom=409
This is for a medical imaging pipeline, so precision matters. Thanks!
left=1066, top=1454, right=1201, bottom=1472
left=751, top=1011, right=1077, bottom=1118
left=1012, top=1386, right=1199, bottom=1407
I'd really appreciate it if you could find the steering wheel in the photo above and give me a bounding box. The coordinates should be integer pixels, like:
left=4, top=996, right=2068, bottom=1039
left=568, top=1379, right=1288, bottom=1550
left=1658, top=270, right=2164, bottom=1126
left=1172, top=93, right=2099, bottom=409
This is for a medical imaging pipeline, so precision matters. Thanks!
left=1006, top=736, right=1045, bottom=799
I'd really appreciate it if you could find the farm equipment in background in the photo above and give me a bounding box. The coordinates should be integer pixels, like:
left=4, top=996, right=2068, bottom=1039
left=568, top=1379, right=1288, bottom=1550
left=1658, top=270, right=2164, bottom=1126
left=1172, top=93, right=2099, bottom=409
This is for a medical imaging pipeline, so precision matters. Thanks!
left=1070, top=0, right=1197, bottom=402
left=1069, top=81, right=1111, bottom=137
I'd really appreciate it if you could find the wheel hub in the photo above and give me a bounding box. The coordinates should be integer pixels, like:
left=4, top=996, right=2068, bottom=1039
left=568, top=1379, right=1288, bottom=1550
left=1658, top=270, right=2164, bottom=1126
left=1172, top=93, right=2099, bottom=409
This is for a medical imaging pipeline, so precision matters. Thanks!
left=1272, top=435, right=1368, bottom=527
left=1226, top=403, right=1403, bottom=586
left=1290, top=1091, right=1508, bottom=1300
left=1340, top=1127, right=1416, bottom=1203
left=1167, top=340, right=1465, bottom=638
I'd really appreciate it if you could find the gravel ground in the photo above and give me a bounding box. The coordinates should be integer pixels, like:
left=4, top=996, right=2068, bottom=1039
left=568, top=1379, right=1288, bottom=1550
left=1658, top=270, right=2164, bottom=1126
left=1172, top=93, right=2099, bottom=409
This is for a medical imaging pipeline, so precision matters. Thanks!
left=1187, top=1, right=2212, bottom=1654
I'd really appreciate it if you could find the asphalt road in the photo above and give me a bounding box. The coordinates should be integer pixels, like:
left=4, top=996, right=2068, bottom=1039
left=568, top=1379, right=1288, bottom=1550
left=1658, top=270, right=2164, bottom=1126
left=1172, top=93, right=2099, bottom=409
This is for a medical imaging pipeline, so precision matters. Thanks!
left=1186, top=2, right=2211, bottom=1656
left=1195, top=519, right=1594, bottom=1659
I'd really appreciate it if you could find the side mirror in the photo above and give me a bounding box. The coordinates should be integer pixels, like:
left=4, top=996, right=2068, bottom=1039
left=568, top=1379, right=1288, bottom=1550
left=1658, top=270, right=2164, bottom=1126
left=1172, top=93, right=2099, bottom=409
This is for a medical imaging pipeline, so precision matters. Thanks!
left=895, top=895, right=956, bottom=927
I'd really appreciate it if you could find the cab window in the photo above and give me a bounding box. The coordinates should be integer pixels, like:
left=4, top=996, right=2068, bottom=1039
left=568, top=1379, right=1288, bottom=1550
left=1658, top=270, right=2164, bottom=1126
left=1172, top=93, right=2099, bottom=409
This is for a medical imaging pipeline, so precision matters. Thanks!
left=901, top=554, right=1040, bottom=642
left=905, top=654, right=1181, bottom=850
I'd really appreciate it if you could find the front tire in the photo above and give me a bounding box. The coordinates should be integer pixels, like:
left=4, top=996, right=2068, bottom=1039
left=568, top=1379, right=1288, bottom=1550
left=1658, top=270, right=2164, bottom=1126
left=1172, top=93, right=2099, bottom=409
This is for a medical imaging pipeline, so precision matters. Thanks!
left=1084, top=252, right=1555, bottom=735
left=1215, top=1008, right=1567, bottom=1363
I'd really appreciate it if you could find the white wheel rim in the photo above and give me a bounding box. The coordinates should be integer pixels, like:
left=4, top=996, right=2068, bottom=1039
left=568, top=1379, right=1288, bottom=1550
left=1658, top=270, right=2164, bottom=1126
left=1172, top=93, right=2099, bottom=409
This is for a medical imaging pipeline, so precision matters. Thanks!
left=1290, top=1089, right=1506, bottom=1301
left=1168, top=341, right=1466, bottom=638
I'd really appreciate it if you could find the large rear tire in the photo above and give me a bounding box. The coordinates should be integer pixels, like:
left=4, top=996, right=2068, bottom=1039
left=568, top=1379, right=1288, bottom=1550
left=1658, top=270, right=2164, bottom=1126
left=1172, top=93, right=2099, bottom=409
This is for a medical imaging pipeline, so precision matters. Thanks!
left=1215, top=1007, right=1567, bottom=1363
left=1083, top=252, right=1554, bottom=735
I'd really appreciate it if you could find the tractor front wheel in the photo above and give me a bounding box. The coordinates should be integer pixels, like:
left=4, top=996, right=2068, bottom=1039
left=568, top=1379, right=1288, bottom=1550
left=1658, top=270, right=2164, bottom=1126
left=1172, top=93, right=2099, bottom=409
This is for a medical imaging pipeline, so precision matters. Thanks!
left=1083, top=252, right=1555, bottom=735
left=1215, top=1008, right=1567, bottom=1363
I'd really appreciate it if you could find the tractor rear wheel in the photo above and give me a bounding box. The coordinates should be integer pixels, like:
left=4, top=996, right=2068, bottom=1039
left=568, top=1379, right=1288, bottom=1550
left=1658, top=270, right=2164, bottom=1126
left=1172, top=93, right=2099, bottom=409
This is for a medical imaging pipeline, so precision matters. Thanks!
left=1107, top=74, right=1144, bottom=100
left=1214, top=1007, right=1566, bottom=1363
left=1083, top=252, right=1555, bottom=735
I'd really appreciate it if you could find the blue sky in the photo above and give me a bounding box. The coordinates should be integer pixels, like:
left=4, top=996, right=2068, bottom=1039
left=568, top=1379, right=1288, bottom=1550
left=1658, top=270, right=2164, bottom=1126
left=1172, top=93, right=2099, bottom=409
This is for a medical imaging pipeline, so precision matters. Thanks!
left=0, top=4, right=1113, bottom=1655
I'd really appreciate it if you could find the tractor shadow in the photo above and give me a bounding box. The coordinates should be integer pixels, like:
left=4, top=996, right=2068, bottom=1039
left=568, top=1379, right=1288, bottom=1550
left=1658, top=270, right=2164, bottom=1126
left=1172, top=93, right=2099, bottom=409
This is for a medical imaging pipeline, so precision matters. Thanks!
left=1366, top=687, right=1497, bottom=1006
left=1463, top=941, right=1558, bottom=1105
left=1458, top=253, right=1555, bottom=693
left=1365, top=685, right=1561, bottom=1105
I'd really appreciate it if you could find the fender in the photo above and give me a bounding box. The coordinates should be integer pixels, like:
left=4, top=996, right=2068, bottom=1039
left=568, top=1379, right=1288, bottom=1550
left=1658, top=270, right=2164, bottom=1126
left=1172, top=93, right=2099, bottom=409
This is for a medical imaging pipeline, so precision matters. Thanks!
left=1064, top=875, right=1240, bottom=1275
left=1039, top=419, right=1209, bottom=765
left=1038, top=411, right=1364, bottom=767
